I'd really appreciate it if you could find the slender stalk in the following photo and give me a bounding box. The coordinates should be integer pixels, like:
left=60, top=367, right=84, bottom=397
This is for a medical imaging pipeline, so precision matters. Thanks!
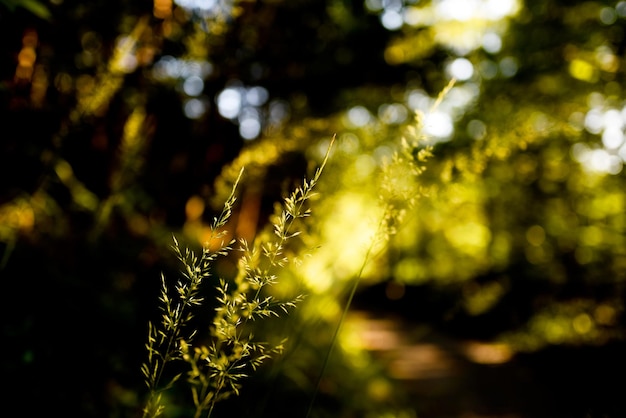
left=142, top=169, right=243, bottom=418
left=305, top=105, right=437, bottom=416
left=208, top=135, right=336, bottom=417
left=305, top=214, right=386, bottom=418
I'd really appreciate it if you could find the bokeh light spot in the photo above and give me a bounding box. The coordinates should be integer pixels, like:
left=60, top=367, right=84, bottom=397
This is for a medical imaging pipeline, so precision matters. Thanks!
left=184, top=98, right=207, bottom=119
left=499, top=56, right=518, bottom=77
left=347, top=106, right=372, bottom=127
left=378, top=103, right=408, bottom=124
left=570, top=59, right=597, bottom=82
left=602, top=127, right=624, bottom=149
left=217, top=87, right=242, bottom=119
left=526, top=225, right=546, bottom=247
left=246, top=86, right=269, bottom=106
left=599, top=7, right=617, bottom=25
left=572, top=313, right=593, bottom=334
left=183, top=75, right=204, bottom=96
left=239, top=117, right=262, bottom=140
left=185, top=195, right=205, bottom=221
left=423, top=111, right=454, bottom=139
left=364, top=0, right=383, bottom=12
left=482, top=32, right=502, bottom=53
left=467, top=119, right=487, bottom=140
left=381, top=9, right=404, bottom=30
left=269, top=99, right=290, bottom=125
left=479, top=60, right=499, bottom=79
left=448, top=58, right=474, bottom=81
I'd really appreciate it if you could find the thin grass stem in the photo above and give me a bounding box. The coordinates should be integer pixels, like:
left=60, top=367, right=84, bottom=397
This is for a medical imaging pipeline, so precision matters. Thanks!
left=305, top=213, right=386, bottom=418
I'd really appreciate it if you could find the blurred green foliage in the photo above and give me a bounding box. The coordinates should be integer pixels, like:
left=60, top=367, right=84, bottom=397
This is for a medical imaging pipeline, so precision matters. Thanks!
left=0, top=0, right=51, bottom=19
left=2, top=0, right=626, bottom=417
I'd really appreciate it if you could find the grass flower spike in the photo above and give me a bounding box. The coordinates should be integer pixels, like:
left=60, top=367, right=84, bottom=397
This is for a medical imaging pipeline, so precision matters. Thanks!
left=142, top=138, right=334, bottom=418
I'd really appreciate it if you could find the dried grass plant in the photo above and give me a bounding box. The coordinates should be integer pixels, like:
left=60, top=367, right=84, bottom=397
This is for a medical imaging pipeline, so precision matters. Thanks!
left=142, top=138, right=335, bottom=418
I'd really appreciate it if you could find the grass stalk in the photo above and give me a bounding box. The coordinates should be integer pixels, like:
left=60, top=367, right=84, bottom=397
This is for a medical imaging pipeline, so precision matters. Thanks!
left=142, top=138, right=335, bottom=418
left=305, top=101, right=440, bottom=416
left=305, top=213, right=386, bottom=418
left=141, top=168, right=243, bottom=418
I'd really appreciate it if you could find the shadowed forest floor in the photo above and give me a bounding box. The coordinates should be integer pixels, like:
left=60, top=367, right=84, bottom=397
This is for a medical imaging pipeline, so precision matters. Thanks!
left=350, top=309, right=626, bottom=418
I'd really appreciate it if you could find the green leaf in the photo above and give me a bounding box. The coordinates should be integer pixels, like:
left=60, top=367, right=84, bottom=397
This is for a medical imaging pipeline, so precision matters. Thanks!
left=1, top=0, right=52, bottom=19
